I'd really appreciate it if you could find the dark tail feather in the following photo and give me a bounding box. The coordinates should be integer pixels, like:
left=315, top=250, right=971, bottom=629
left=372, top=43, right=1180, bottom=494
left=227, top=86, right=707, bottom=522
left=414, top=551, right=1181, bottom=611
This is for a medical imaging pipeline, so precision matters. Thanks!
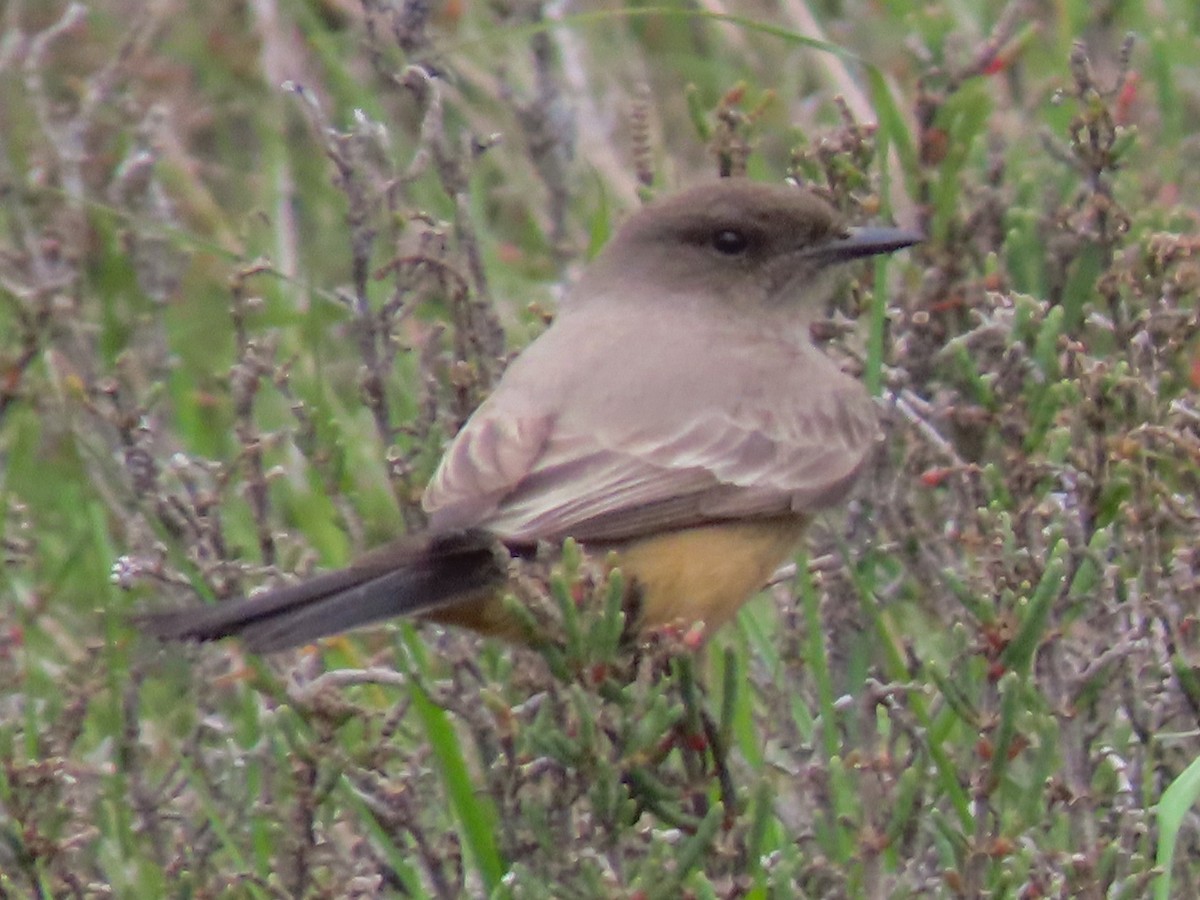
left=137, top=531, right=507, bottom=653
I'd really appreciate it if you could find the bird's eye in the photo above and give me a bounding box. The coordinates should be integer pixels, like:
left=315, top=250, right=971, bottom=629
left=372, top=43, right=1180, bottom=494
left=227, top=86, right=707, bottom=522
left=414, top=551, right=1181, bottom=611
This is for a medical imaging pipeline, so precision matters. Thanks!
left=711, top=229, right=750, bottom=255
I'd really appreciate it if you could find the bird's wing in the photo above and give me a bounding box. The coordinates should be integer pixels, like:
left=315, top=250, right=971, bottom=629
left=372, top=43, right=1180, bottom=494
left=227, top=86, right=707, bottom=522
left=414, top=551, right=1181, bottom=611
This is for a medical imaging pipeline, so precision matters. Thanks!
left=422, top=406, right=557, bottom=535
left=424, top=370, right=880, bottom=545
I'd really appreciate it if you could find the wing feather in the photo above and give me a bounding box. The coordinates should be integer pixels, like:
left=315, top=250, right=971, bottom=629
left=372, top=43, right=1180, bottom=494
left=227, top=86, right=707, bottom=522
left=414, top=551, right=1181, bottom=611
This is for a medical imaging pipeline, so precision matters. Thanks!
left=423, top=302, right=880, bottom=545
left=422, top=409, right=556, bottom=532
left=425, top=369, right=880, bottom=544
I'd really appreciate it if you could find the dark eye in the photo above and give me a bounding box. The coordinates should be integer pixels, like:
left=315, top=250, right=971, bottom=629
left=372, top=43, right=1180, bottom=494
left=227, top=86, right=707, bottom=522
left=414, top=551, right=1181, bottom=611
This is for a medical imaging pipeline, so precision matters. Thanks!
left=711, top=228, right=749, bottom=255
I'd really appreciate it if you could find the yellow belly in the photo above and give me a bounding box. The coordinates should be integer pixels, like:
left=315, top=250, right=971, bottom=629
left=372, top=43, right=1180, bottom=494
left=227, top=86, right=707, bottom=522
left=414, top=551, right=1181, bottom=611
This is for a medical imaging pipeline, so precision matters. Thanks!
left=615, top=517, right=809, bottom=634
left=424, top=517, right=808, bottom=640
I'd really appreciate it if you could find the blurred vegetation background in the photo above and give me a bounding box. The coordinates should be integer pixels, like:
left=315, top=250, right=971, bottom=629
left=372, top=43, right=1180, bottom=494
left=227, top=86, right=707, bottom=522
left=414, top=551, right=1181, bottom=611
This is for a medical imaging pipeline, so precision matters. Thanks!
left=2, top=0, right=1200, bottom=896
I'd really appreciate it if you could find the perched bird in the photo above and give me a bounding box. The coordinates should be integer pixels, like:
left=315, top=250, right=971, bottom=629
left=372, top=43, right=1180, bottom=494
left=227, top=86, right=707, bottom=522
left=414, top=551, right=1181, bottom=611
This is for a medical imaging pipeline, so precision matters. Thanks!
left=140, top=179, right=920, bottom=652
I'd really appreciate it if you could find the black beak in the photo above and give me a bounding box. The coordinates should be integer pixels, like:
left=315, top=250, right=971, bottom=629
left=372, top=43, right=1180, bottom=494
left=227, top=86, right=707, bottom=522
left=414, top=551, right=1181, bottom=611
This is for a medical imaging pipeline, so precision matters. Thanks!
left=817, top=225, right=924, bottom=263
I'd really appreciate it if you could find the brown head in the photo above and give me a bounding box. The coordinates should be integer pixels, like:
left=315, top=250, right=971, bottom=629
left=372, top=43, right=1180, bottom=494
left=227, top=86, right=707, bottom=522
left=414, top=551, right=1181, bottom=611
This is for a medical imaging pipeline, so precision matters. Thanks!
left=575, top=180, right=921, bottom=317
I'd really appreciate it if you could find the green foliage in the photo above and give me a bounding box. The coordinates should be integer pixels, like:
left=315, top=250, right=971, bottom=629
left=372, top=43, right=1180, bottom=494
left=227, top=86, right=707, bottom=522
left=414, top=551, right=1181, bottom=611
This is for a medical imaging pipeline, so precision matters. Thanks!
left=2, top=0, right=1200, bottom=897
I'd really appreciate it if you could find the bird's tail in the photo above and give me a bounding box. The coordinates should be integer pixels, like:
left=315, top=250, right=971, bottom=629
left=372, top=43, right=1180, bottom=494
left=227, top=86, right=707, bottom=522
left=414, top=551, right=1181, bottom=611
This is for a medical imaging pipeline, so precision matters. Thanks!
left=137, top=530, right=507, bottom=653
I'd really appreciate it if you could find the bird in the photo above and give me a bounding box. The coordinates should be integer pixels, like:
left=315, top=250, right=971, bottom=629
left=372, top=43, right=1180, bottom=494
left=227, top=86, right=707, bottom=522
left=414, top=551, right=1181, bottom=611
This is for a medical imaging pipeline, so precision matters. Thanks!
left=139, top=179, right=920, bottom=653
